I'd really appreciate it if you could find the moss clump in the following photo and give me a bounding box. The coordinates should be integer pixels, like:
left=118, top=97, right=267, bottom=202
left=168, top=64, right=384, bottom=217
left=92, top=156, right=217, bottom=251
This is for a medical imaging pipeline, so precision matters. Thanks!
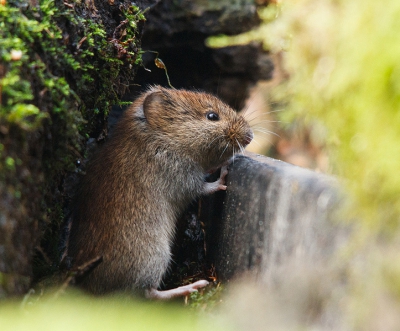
left=188, top=283, right=224, bottom=310
left=0, top=0, right=145, bottom=296
left=69, top=2, right=145, bottom=121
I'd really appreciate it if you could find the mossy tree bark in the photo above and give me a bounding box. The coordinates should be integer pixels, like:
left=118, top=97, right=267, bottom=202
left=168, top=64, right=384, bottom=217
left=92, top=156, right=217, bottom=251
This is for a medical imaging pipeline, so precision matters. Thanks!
left=0, top=0, right=157, bottom=298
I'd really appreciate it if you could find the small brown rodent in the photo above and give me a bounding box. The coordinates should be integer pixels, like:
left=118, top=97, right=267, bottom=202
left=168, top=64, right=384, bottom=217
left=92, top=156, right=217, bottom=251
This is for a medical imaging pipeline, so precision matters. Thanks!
left=68, top=86, right=253, bottom=299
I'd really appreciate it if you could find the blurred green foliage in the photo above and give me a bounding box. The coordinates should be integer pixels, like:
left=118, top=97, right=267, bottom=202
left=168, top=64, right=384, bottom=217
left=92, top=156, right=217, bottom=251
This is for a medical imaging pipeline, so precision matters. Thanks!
left=274, top=0, right=400, bottom=234
left=208, top=0, right=400, bottom=327
left=209, top=0, right=400, bottom=235
left=0, top=292, right=223, bottom=331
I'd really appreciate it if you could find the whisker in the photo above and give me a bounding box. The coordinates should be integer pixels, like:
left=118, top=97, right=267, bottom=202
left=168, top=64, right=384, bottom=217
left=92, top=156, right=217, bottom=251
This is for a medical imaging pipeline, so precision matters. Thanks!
left=251, top=119, right=282, bottom=124
left=246, top=109, right=283, bottom=122
left=235, top=138, right=243, bottom=155
left=240, top=103, right=251, bottom=117
left=252, top=127, right=278, bottom=133
left=240, top=96, right=259, bottom=118
left=267, top=108, right=285, bottom=114
left=219, top=142, right=229, bottom=160
left=244, top=113, right=265, bottom=124
left=238, top=139, right=246, bottom=155
left=252, top=128, right=281, bottom=138
left=247, top=118, right=278, bottom=126
left=207, top=136, right=221, bottom=149
left=241, top=106, right=259, bottom=119
left=250, top=138, right=261, bottom=147
left=243, top=108, right=286, bottom=124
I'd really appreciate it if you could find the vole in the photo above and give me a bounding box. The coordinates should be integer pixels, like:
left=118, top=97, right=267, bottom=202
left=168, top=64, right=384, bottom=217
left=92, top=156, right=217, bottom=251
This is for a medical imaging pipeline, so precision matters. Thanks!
left=68, top=86, right=253, bottom=299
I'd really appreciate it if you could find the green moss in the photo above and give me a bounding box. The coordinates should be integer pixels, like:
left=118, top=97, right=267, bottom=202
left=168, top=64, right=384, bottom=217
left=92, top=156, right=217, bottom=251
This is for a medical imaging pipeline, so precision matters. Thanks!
left=188, top=284, right=224, bottom=310
left=0, top=0, right=145, bottom=294
left=1, top=0, right=144, bottom=135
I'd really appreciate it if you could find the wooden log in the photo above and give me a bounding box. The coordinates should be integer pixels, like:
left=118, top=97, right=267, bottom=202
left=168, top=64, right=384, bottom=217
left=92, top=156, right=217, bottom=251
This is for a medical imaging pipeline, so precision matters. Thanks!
left=202, top=154, right=348, bottom=282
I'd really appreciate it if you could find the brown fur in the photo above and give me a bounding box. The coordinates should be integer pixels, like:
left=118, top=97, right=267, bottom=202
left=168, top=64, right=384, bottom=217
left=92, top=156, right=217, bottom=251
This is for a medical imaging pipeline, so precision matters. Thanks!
left=68, top=86, right=252, bottom=295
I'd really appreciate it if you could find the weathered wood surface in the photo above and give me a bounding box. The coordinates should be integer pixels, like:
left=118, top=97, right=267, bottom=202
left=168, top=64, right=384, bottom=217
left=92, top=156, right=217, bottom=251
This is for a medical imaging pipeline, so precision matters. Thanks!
left=202, top=154, right=348, bottom=282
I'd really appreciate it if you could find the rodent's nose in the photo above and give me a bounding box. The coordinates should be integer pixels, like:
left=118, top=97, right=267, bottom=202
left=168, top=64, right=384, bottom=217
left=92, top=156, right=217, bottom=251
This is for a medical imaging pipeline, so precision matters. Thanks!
left=243, top=131, right=253, bottom=146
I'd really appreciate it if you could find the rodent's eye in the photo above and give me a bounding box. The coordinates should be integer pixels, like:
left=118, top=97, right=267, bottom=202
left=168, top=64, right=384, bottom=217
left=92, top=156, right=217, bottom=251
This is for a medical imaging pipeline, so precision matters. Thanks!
left=206, top=111, right=220, bottom=121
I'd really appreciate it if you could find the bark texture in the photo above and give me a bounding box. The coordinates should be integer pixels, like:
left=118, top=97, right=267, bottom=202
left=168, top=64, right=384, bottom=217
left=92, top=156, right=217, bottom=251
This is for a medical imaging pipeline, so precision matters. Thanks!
left=202, top=154, right=347, bottom=281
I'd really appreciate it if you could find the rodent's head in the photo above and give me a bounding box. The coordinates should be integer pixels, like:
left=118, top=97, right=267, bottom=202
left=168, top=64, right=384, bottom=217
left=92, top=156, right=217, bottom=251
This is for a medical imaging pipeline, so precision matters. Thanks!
left=137, top=86, right=253, bottom=171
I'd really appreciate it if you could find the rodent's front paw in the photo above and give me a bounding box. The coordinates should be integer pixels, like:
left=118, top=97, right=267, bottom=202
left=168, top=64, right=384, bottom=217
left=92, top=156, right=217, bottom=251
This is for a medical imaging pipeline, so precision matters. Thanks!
left=203, top=165, right=229, bottom=194
left=220, top=165, right=228, bottom=181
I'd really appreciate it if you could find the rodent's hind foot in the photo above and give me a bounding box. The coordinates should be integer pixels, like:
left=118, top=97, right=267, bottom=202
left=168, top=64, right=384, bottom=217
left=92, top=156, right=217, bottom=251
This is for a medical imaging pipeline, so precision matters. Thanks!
left=202, top=165, right=229, bottom=194
left=145, top=280, right=209, bottom=300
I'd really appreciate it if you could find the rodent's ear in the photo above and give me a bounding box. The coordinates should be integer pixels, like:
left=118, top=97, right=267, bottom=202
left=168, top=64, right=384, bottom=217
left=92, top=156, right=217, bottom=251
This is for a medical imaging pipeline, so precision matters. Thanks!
left=142, top=91, right=165, bottom=128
